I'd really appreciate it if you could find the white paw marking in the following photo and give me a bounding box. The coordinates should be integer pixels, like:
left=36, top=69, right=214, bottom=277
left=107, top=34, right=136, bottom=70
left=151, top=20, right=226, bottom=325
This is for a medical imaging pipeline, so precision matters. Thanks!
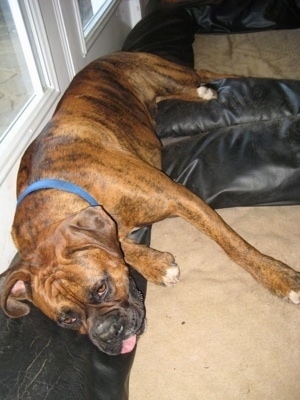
left=288, top=290, right=300, bottom=304
left=197, top=86, right=217, bottom=100
left=163, top=263, right=180, bottom=287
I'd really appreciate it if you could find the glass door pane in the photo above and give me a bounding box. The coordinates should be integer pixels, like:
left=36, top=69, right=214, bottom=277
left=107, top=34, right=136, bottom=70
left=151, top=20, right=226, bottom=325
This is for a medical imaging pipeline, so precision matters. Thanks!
left=0, top=0, right=44, bottom=141
left=77, top=0, right=113, bottom=36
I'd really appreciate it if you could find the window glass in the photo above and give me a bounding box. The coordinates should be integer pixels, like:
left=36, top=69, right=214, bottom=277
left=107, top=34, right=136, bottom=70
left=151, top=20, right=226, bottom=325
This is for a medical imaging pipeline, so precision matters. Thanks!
left=0, top=1, right=43, bottom=141
left=77, top=0, right=112, bottom=36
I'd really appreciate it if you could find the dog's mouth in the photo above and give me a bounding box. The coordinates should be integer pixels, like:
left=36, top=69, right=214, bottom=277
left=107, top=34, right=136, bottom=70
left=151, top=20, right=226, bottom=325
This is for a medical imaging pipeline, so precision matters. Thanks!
left=120, top=316, right=146, bottom=354
left=88, top=318, right=145, bottom=356
left=121, top=334, right=137, bottom=354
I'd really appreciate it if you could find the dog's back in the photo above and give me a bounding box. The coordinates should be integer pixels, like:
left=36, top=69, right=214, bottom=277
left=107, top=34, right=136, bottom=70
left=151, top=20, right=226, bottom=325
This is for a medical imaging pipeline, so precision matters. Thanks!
left=12, top=52, right=204, bottom=250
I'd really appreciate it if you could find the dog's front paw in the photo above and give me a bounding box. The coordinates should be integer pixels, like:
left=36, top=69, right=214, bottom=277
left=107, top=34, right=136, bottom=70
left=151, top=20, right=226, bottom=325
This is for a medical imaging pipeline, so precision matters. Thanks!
left=197, top=86, right=218, bottom=100
left=162, top=263, right=180, bottom=287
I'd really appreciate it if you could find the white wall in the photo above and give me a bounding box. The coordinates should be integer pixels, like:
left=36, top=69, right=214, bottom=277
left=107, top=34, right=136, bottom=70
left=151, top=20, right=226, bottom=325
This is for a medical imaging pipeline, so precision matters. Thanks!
left=0, top=0, right=142, bottom=272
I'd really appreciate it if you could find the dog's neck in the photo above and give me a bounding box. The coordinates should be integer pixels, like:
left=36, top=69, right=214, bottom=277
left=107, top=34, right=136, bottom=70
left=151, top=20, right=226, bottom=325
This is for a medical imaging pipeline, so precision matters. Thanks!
left=17, top=179, right=99, bottom=208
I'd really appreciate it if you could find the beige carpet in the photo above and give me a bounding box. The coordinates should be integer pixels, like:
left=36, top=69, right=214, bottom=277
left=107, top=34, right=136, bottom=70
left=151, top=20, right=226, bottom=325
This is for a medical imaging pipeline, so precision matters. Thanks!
left=130, top=29, right=300, bottom=399
left=130, top=206, right=300, bottom=399
left=193, top=29, right=300, bottom=80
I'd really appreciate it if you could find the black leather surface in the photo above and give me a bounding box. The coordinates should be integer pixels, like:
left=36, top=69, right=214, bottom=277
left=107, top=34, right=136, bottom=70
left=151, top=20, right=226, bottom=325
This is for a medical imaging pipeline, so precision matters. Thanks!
left=159, top=78, right=300, bottom=208
left=0, top=307, right=134, bottom=400
left=122, top=7, right=196, bottom=67
left=186, top=0, right=300, bottom=33
left=162, top=114, right=300, bottom=208
left=157, top=78, right=300, bottom=138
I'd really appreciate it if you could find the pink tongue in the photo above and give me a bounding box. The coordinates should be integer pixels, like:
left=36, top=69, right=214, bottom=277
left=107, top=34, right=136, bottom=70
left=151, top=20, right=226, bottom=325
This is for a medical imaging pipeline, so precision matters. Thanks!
left=121, top=335, right=137, bottom=354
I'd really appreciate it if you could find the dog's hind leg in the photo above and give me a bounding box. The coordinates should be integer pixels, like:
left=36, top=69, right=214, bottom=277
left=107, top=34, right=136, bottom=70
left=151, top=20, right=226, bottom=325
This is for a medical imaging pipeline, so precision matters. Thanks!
left=155, top=69, right=241, bottom=103
left=167, top=182, right=300, bottom=304
left=197, top=69, right=241, bottom=84
left=124, top=52, right=235, bottom=104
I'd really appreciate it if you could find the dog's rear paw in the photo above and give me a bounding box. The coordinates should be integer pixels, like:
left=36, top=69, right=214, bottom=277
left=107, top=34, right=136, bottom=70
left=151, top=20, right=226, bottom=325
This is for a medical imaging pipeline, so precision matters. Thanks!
left=162, top=263, right=180, bottom=287
left=261, top=261, right=300, bottom=304
left=197, top=86, right=217, bottom=100
left=279, top=268, right=300, bottom=304
left=285, top=271, right=300, bottom=304
left=288, top=290, right=300, bottom=304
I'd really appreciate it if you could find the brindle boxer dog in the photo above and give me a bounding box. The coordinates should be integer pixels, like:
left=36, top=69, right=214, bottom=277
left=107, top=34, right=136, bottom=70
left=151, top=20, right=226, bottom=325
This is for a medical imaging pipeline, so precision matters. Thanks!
left=1, top=52, right=300, bottom=355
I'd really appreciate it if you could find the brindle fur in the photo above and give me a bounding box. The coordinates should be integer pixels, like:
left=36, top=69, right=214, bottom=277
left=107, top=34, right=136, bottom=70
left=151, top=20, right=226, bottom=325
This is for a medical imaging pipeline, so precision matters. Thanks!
left=1, top=52, right=300, bottom=355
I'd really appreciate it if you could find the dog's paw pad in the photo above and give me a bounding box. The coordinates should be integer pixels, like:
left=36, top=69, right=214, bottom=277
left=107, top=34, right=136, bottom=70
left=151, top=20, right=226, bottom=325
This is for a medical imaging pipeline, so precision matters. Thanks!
left=288, top=290, right=300, bottom=304
left=162, top=263, right=180, bottom=287
left=197, top=86, right=217, bottom=100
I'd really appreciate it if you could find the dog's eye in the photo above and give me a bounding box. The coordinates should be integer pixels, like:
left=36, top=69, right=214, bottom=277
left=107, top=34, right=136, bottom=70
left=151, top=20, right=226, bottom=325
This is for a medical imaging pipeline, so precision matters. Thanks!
left=97, top=282, right=107, bottom=297
left=63, top=316, right=77, bottom=325
left=91, top=281, right=108, bottom=303
left=58, top=309, right=80, bottom=329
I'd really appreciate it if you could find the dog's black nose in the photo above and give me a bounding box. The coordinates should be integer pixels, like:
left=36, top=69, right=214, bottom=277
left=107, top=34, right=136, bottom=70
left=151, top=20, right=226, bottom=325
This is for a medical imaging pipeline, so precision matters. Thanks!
left=95, top=318, right=124, bottom=342
left=111, top=322, right=124, bottom=337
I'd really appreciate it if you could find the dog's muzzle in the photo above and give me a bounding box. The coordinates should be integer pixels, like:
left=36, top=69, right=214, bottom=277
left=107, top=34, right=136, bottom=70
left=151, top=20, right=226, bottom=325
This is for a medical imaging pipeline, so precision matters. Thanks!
left=87, top=277, right=145, bottom=355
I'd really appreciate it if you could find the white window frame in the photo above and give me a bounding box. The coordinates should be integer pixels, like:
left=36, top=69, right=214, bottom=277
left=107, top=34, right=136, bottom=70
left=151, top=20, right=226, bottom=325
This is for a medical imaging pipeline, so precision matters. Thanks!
left=55, top=0, right=122, bottom=77
left=0, top=0, right=61, bottom=184
left=74, top=0, right=121, bottom=57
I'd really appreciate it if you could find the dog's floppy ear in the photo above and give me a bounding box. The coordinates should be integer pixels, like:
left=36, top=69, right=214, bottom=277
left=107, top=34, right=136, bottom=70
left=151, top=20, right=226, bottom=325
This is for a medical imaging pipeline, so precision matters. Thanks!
left=61, top=206, right=123, bottom=258
left=0, top=256, right=33, bottom=318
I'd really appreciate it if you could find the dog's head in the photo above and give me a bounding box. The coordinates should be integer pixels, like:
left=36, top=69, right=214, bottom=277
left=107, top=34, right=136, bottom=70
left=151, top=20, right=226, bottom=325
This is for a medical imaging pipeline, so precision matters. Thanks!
left=0, top=206, right=145, bottom=355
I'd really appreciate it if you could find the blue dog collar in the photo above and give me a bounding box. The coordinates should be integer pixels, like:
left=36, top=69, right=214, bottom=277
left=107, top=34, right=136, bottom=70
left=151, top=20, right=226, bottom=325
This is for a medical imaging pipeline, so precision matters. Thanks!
left=17, top=179, right=99, bottom=207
